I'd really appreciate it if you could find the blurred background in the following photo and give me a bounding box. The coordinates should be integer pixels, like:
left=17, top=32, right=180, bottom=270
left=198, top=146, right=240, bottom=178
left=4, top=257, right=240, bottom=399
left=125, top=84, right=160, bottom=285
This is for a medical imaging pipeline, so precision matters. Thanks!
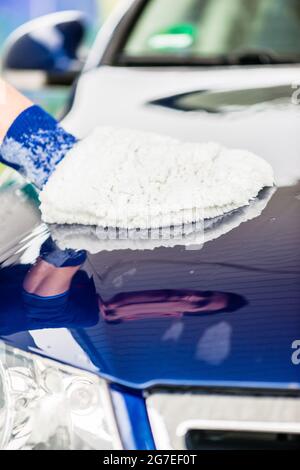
left=0, top=0, right=120, bottom=179
left=0, top=0, right=119, bottom=48
left=0, top=0, right=119, bottom=115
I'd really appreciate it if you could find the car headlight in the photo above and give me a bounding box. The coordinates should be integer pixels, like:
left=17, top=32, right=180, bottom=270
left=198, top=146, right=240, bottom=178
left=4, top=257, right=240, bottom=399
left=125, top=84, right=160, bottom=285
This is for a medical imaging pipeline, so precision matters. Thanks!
left=0, top=341, right=120, bottom=450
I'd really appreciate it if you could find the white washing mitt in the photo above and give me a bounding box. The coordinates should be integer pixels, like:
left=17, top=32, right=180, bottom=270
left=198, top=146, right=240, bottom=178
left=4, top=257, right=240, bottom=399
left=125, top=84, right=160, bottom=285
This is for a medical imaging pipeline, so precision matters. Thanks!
left=40, top=127, right=274, bottom=229
left=48, top=187, right=275, bottom=252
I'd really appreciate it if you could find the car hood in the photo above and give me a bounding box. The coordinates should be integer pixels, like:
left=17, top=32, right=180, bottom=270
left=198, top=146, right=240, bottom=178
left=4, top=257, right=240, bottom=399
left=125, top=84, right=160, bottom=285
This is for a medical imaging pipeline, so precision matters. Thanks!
left=1, top=66, right=300, bottom=391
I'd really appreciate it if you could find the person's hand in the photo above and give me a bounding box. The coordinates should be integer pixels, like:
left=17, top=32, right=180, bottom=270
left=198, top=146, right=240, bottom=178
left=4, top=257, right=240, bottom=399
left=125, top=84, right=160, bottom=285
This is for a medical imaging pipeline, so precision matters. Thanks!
left=0, top=78, right=76, bottom=189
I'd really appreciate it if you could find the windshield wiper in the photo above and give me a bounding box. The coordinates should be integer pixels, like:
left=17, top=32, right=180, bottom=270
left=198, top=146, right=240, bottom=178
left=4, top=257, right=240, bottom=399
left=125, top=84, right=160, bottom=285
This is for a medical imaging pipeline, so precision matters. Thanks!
left=226, top=49, right=299, bottom=65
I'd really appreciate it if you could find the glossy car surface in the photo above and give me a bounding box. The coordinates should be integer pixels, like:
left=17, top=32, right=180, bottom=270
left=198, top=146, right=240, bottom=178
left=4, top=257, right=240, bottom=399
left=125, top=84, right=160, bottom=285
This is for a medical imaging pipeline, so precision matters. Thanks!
left=1, top=0, right=300, bottom=450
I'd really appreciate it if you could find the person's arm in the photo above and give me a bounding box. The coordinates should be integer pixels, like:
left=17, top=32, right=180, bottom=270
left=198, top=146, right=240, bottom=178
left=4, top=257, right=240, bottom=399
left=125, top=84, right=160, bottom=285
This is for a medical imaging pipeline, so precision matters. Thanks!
left=0, top=78, right=76, bottom=189
left=19, top=239, right=99, bottom=332
left=23, top=259, right=82, bottom=297
left=0, top=79, right=32, bottom=140
left=23, top=238, right=87, bottom=297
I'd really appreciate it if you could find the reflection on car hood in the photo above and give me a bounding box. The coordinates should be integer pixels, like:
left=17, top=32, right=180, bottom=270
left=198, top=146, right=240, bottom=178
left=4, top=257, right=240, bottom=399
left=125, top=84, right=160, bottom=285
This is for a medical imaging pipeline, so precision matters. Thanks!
left=71, top=182, right=300, bottom=390
left=1, top=70, right=300, bottom=390
left=48, top=187, right=275, bottom=253
left=0, top=180, right=299, bottom=390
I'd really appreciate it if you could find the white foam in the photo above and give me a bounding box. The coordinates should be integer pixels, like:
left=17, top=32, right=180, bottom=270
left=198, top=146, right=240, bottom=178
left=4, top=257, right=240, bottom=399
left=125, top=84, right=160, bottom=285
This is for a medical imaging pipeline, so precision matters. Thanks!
left=40, top=127, right=274, bottom=229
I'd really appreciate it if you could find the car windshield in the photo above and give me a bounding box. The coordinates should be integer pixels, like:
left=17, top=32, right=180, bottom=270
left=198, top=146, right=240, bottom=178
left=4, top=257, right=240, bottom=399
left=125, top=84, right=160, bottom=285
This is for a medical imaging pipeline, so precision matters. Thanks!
left=119, top=0, right=300, bottom=65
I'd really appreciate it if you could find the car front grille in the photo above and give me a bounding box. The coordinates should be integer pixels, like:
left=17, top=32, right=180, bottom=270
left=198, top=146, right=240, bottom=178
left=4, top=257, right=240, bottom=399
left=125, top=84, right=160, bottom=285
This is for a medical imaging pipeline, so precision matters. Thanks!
left=146, top=391, right=300, bottom=450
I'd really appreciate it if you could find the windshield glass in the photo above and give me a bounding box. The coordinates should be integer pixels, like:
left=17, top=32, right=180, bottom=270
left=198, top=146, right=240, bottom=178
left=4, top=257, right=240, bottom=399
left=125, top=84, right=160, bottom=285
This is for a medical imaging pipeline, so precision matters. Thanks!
left=119, top=0, right=300, bottom=65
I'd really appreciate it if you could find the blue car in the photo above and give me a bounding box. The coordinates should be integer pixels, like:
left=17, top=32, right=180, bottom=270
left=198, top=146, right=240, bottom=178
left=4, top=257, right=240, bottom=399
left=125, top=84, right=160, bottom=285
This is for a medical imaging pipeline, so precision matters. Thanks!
left=0, top=0, right=300, bottom=450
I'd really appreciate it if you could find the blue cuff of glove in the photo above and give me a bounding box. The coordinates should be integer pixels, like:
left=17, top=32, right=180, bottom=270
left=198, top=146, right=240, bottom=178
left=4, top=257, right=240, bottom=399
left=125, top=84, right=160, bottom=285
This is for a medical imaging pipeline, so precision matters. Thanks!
left=0, top=105, right=76, bottom=188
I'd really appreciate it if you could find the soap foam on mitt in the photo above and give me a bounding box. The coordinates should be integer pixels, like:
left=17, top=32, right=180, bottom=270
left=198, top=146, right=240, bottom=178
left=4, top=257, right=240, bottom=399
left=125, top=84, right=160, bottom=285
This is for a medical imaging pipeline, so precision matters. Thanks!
left=40, top=127, right=274, bottom=229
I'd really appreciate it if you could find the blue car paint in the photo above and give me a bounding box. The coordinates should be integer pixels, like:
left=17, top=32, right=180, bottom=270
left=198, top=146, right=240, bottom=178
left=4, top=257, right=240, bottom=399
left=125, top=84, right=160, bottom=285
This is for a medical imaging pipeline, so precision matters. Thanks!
left=1, top=182, right=300, bottom=392
left=0, top=73, right=300, bottom=449
left=110, top=385, right=156, bottom=450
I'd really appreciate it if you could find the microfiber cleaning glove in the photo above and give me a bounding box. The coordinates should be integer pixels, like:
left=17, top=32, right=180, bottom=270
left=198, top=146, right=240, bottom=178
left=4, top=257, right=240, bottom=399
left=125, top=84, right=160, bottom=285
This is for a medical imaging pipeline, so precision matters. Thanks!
left=0, top=105, right=76, bottom=189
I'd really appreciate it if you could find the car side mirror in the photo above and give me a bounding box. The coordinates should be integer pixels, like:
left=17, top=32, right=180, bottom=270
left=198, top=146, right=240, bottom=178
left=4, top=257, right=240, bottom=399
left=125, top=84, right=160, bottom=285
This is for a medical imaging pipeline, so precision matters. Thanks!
left=2, top=11, right=88, bottom=85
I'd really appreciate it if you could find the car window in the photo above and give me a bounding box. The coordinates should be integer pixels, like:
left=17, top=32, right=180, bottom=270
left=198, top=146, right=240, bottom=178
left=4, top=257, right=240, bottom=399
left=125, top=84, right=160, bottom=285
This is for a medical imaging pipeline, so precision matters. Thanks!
left=119, top=0, right=300, bottom=65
